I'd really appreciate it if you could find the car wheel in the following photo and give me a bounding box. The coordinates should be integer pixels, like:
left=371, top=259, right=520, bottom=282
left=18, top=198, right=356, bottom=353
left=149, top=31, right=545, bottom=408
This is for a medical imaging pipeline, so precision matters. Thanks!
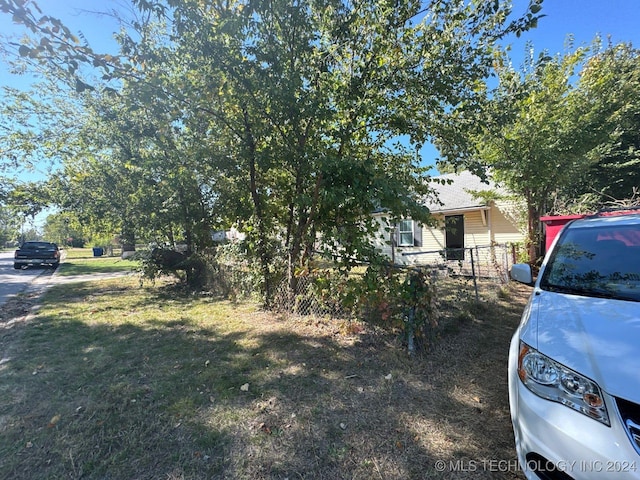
left=13, top=263, right=21, bottom=269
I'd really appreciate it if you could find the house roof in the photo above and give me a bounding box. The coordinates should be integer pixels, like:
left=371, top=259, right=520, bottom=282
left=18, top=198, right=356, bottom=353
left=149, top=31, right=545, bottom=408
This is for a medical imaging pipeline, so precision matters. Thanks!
left=425, top=170, right=504, bottom=214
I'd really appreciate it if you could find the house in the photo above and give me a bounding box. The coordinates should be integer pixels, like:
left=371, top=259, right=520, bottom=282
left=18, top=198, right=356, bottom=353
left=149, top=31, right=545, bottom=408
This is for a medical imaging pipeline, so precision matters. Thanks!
left=211, top=226, right=246, bottom=243
left=373, top=171, right=526, bottom=274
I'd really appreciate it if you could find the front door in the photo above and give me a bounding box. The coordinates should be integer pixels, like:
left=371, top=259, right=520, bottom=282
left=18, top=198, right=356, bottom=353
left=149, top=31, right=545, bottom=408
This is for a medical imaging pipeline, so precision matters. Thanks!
left=445, top=215, right=464, bottom=260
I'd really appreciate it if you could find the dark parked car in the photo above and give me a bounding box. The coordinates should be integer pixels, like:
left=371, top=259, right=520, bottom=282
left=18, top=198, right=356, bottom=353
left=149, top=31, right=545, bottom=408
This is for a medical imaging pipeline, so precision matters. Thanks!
left=14, top=241, right=61, bottom=269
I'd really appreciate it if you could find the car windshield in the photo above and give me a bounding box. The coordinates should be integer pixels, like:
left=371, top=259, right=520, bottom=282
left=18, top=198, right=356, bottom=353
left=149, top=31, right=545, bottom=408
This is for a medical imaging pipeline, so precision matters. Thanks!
left=540, top=224, right=640, bottom=302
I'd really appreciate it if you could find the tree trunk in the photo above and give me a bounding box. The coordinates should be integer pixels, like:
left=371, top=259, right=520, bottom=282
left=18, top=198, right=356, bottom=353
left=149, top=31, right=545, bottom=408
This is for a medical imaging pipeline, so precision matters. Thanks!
left=243, top=106, right=273, bottom=307
left=120, top=220, right=136, bottom=259
left=526, top=196, right=543, bottom=265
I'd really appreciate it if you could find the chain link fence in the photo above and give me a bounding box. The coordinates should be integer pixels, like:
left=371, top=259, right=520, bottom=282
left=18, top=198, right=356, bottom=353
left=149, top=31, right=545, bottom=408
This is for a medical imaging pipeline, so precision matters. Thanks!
left=270, top=243, right=523, bottom=319
left=399, top=243, right=521, bottom=282
left=140, top=242, right=523, bottom=353
left=271, top=270, right=350, bottom=318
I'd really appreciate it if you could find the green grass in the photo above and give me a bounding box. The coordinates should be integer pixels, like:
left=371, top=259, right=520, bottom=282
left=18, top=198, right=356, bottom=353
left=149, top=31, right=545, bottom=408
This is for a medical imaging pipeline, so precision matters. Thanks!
left=0, top=276, right=530, bottom=480
left=62, top=247, right=97, bottom=259
left=63, top=247, right=122, bottom=260
left=57, top=248, right=139, bottom=276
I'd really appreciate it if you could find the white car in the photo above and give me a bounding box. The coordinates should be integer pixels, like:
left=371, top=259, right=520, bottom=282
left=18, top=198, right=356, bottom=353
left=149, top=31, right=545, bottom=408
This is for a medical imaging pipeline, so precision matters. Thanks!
left=509, top=212, right=640, bottom=480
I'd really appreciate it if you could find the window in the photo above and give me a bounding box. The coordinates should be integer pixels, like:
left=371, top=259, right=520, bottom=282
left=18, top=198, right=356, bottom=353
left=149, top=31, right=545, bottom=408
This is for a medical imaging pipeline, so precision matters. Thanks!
left=540, top=225, right=640, bottom=302
left=398, top=220, right=414, bottom=246
left=445, top=215, right=464, bottom=260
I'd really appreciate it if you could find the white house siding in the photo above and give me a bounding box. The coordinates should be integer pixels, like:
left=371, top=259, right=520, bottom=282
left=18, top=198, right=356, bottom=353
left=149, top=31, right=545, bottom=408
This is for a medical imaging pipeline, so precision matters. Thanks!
left=464, top=210, right=490, bottom=247
left=371, top=214, right=393, bottom=258
left=421, top=217, right=445, bottom=254
left=395, top=216, right=442, bottom=265
left=369, top=214, right=429, bottom=265
left=491, top=200, right=525, bottom=244
left=372, top=200, right=524, bottom=270
left=370, top=214, right=425, bottom=264
left=394, top=225, right=428, bottom=265
left=368, top=171, right=528, bottom=272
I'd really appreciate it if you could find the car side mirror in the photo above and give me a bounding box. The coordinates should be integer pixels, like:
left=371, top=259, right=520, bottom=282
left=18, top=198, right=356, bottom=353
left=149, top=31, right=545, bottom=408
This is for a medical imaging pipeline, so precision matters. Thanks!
left=510, top=263, right=534, bottom=286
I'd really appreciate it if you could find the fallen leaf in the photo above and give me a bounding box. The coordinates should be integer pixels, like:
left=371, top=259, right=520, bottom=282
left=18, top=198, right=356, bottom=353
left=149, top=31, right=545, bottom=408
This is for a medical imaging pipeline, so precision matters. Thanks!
left=384, top=373, right=392, bottom=380
left=204, top=360, right=210, bottom=367
left=259, top=423, right=272, bottom=434
left=48, top=414, right=61, bottom=428
left=240, top=383, right=249, bottom=391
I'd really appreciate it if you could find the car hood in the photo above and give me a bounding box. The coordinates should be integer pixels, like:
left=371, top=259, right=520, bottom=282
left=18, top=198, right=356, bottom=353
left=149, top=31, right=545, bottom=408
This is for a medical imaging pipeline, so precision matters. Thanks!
left=521, top=290, right=640, bottom=400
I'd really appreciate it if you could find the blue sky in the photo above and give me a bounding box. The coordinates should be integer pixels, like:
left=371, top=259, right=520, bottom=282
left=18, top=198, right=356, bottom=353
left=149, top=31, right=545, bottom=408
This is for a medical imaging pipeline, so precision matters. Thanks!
left=1, top=0, right=639, bottom=225
left=510, top=0, right=638, bottom=56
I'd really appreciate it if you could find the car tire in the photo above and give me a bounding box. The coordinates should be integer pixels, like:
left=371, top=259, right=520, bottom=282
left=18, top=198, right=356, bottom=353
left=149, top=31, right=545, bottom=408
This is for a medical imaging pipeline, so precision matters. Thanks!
left=13, top=263, right=21, bottom=269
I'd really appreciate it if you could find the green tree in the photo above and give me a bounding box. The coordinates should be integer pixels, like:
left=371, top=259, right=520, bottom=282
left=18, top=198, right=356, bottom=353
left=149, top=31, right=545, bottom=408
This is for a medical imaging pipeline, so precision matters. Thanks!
left=0, top=205, right=21, bottom=246
left=125, top=0, right=541, bottom=302
left=50, top=91, right=220, bottom=254
left=436, top=39, right=640, bottom=262
left=42, top=211, right=86, bottom=246
left=6, top=180, right=51, bottom=222
left=436, top=40, right=624, bottom=262
left=0, top=0, right=543, bottom=303
left=562, top=42, right=640, bottom=208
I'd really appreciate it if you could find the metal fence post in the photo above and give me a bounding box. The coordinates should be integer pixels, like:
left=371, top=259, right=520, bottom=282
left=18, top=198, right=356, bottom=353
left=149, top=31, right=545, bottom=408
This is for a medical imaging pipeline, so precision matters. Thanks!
left=469, top=248, right=479, bottom=302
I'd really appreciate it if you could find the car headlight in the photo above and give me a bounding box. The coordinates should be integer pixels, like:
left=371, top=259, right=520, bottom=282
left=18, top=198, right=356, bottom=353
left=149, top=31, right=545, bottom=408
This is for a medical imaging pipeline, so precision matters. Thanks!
left=518, top=342, right=610, bottom=426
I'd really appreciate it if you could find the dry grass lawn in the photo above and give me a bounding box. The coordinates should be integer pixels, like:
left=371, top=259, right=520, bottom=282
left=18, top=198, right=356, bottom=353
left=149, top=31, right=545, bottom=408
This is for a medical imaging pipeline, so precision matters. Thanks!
left=0, top=271, right=530, bottom=479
